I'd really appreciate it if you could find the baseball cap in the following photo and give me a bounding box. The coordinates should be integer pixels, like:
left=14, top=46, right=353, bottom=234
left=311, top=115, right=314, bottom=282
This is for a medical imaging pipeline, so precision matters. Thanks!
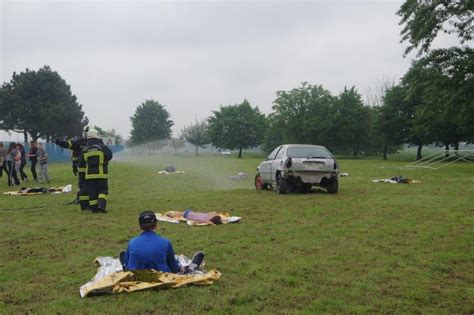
left=139, top=211, right=157, bottom=225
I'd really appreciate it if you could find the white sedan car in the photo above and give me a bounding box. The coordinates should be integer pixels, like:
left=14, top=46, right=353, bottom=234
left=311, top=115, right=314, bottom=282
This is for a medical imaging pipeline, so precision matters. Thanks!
left=255, top=144, right=339, bottom=194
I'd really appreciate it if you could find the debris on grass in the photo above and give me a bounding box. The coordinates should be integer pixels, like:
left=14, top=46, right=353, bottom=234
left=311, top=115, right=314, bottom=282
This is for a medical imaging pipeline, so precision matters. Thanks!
left=230, top=172, right=248, bottom=180
left=157, top=170, right=186, bottom=175
left=372, top=176, right=421, bottom=184
left=3, top=184, right=73, bottom=196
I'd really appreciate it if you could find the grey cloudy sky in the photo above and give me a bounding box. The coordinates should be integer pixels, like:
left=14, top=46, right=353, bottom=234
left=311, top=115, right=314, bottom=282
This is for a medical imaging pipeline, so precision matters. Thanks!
left=0, top=0, right=456, bottom=139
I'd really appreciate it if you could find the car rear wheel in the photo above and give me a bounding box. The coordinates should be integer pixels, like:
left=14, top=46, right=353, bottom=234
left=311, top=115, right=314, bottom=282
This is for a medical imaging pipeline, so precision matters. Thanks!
left=276, top=173, right=288, bottom=194
left=326, top=178, right=339, bottom=194
left=254, top=173, right=268, bottom=190
left=302, top=183, right=312, bottom=193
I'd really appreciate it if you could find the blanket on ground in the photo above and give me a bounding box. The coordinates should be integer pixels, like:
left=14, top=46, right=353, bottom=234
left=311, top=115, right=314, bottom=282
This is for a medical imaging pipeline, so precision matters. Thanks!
left=372, top=176, right=421, bottom=184
left=3, top=184, right=73, bottom=196
left=230, top=172, right=248, bottom=180
left=156, top=210, right=241, bottom=226
left=158, top=171, right=186, bottom=175
left=80, top=256, right=221, bottom=298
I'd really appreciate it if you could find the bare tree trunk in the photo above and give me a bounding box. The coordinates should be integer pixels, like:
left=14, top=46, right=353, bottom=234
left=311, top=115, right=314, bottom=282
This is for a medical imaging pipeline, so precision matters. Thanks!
left=454, top=142, right=459, bottom=156
left=383, top=144, right=388, bottom=160
left=445, top=144, right=449, bottom=158
left=195, top=145, right=198, bottom=156
left=238, top=146, right=243, bottom=158
left=416, top=144, right=423, bottom=161
left=23, top=131, right=28, bottom=144
left=32, top=133, right=39, bottom=141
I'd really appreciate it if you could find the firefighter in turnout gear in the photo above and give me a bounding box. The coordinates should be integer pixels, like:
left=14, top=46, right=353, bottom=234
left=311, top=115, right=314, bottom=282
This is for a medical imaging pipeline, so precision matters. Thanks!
left=82, top=129, right=113, bottom=213
left=55, top=134, right=89, bottom=210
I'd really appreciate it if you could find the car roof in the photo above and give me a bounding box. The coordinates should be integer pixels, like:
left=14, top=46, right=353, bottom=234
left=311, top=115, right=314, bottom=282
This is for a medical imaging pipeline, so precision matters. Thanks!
left=281, top=144, right=327, bottom=149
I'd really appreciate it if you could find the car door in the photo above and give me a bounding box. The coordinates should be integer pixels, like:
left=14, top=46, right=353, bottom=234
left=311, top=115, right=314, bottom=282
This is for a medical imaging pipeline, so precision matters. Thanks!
left=260, top=146, right=281, bottom=182
left=271, top=146, right=285, bottom=182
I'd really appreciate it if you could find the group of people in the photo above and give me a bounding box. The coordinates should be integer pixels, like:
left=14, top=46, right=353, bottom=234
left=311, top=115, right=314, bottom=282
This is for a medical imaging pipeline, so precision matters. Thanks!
left=2, top=129, right=204, bottom=275
left=0, top=141, right=50, bottom=187
left=55, top=128, right=113, bottom=213
left=55, top=129, right=203, bottom=273
left=55, top=129, right=204, bottom=274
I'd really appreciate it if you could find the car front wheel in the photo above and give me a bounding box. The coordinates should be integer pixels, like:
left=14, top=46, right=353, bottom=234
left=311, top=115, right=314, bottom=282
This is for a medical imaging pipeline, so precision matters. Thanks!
left=254, top=173, right=268, bottom=190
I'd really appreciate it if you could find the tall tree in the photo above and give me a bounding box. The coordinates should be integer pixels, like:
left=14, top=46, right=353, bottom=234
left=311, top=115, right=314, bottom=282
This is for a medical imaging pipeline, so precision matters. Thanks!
left=0, top=66, right=87, bottom=142
left=262, top=113, right=284, bottom=153
left=271, top=82, right=334, bottom=146
left=180, top=119, right=210, bottom=155
left=403, top=47, right=474, bottom=152
left=398, top=0, right=473, bottom=56
left=375, top=85, right=413, bottom=160
left=328, top=87, right=369, bottom=157
left=129, top=100, right=173, bottom=151
left=208, top=100, right=266, bottom=158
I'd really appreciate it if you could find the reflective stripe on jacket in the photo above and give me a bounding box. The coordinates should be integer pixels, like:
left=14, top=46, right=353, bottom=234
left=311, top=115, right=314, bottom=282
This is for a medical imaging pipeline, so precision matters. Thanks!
left=82, top=140, right=113, bottom=179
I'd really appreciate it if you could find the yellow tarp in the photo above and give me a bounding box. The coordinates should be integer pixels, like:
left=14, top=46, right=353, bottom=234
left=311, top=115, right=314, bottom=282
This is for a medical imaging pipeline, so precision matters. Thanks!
left=80, top=269, right=221, bottom=297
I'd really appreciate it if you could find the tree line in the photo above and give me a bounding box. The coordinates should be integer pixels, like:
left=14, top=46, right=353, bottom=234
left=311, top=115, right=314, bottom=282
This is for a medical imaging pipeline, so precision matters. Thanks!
left=1, top=1, right=472, bottom=160
left=129, top=47, right=472, bottom=159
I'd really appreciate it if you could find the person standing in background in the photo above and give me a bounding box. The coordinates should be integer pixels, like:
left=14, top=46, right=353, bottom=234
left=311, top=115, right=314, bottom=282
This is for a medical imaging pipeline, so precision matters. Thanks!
left=6, top=142, right=20, bottom=186
left=16, top=143, right=29, bottom=182
left=36, top=142, right=51, bottom=183
left=28, top=141, right=38, bottom=182
left=0, top=142, right=7, bottom=179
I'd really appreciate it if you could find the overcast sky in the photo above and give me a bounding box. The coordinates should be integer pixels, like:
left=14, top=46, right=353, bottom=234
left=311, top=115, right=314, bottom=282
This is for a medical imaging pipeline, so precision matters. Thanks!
left=0, top=0, right=458, bottom=140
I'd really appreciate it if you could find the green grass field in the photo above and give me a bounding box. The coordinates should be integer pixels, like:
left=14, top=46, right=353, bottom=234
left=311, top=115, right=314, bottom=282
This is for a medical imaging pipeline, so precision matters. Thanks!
left=1, top=153, right=473, bottom=314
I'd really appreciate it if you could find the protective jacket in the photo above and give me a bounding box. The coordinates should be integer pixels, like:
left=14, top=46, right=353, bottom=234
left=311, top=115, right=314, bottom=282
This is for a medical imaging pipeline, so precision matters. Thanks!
left=55, top=138, right=89, bottom=210
left=82, top=138, right=113, bottom=179
left=123, top=231, right=180, bottom=272
left=56, top=138, right=87, bottom=175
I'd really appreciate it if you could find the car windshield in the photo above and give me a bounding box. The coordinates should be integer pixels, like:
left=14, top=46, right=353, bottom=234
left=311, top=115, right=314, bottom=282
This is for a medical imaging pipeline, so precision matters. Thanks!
left=287, top=146, right=332, bottom=159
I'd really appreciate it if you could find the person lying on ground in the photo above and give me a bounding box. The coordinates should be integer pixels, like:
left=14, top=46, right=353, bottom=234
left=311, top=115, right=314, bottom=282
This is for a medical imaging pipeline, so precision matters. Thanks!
left=166, top=209, right=223, bottom=224
left=120, top=211, right=204, bottom=273
left=164, top=162, right=176, bottom=173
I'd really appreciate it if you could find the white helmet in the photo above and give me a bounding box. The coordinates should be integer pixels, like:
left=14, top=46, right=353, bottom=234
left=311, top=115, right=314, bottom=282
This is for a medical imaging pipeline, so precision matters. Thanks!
left=87, top=128, right=99, bottom=139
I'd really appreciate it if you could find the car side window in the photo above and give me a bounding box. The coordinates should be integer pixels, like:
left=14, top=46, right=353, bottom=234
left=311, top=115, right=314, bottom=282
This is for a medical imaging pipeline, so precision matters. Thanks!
left=275, top=147, right=285, bottom=159
left=268, top=146, right=281, bottom=160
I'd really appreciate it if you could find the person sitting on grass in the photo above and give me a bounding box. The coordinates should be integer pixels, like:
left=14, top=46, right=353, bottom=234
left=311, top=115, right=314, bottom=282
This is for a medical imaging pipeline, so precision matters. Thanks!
left=120, top=211, right=204, bottom=273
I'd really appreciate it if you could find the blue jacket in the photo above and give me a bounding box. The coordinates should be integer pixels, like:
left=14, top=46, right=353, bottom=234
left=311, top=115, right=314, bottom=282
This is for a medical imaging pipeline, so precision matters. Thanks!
left=123, top=231, right=180, bottom=273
